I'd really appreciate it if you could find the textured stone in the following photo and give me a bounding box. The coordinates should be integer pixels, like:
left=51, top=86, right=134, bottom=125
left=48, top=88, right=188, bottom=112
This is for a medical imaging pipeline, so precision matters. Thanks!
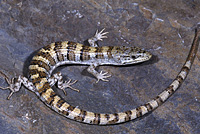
left=0, top=0, right=200, bottom=134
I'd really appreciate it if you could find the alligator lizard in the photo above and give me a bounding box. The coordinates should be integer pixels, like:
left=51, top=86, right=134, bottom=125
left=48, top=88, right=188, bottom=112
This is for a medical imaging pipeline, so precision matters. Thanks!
left=0, top=27, right=199, bottom=125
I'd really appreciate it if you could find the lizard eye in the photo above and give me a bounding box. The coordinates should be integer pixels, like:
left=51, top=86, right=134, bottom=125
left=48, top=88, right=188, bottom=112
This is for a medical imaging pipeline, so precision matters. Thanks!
left=131, top=56, right=136, bottom=59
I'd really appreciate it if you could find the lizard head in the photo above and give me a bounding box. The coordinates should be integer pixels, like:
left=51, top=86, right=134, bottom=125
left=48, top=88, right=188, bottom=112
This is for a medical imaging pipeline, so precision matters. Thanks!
left=113, top=46, right=152, bottom=65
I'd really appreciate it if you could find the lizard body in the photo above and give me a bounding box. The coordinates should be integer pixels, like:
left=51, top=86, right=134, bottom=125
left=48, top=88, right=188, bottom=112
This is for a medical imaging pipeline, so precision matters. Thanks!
left=0, top=28, right=199, bottom=125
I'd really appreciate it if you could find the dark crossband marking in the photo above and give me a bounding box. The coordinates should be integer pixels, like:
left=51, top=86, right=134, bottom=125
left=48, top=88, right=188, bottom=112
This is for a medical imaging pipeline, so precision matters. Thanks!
left=74, top=109, right=87, bottom=122
left=74, top=44, right=84, bottom=61
left=67, top=41, right=77, bottom=61
left=136, top=106, right=143, bottom=117
left=30, top=60, right=50, bottom=72
left=95, top=47, right=104, bottom=59
left=108, top=113, right=119, bottom=124
left=56, top=99, right=65, bottom=108
left=165, top=85, right=174, bottom=95
left=125, top=110, right=132, bottom=121
left=80, top=45, right=91, bottom=61
left=54, top=41, right=65, bottom=62
left=64, top=105, right=77, bottom=117
left=29, top=69, right=47, bottom=78
left=107, top=46, right=114, bottom=58
left=61, top=109, right=69, bottom=116
left=104, top=114, right=110, bottom=120
left=144, top=103, right=153, bottom=112
left=31, top=77, right=42, bottom=84
left=58, top=102, right=71, bottom=116
left=93, top=113, right=101, bottom=124
left=80, top=110, right=87, bottom=121
left=154, top=96, right=163, bottom=106
left=66, top=105, right=75, bottom=113
left=176, top=75, right=184, bottom=84
left=38, top=82, right=50, bottom=96
left=46, top=91, right=57, bottom=105
left=43, top=44, right=53, bottom=51
left=182, top=66, right=190, bottom=73
left=37, top=50, right=56, bottom=66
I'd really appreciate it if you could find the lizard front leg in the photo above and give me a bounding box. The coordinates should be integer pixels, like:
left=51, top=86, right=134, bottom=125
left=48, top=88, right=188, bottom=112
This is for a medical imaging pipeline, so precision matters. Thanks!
left=88, top=28, right=108, bottom=47
left=48, top=72, right=79, bottom=95
left=87, top=63, right=111, bottom=83
left=0, top=71, right=36, bottom=99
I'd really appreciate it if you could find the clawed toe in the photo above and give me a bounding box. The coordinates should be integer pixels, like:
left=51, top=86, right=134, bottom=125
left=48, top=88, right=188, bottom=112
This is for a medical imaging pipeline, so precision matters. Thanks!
left=96, top=71, right=111, bottom=83
left=95, top=28, right=109, bottom=41
left=0, top=72, right=18, bottom=99
left=0, top=86, right=14, bottom=100
left=60, top=79, right=79, bottom=95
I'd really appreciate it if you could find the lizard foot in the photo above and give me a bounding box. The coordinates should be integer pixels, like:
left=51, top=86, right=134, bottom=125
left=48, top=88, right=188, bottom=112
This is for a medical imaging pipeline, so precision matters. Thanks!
left=59, top=79, right=79, bottom=95
left=95, top=28, right=109, bottom=41
left=0, top=71, right=19, bottom=99
left=96, top=71, right=111, bottom=83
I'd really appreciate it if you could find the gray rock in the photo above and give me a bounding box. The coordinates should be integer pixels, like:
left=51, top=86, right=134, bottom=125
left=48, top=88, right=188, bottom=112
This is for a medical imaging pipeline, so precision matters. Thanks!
left=0, top=0, right=199, bottom=134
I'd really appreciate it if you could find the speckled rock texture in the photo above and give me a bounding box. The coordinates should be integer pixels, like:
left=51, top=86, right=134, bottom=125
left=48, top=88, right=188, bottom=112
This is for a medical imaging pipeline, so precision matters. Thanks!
left=0, top=0, right=200, bottom=134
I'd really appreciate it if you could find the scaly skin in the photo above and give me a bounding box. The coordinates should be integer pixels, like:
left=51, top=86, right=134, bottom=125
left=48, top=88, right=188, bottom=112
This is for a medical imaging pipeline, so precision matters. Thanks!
left=0, top=27, right=199, bottom=125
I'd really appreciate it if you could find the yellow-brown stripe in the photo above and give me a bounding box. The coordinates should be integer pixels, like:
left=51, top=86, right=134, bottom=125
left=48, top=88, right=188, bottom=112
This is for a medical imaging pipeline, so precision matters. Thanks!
left=107, top=46, right=114, bottom=58
left=38, top=82, right=51, bottom=96
left=54, top=41, right=65, bottom=62
left=95, top=47, right=104, bottom=59
left=36, top=50, right=56, bottom=66
left=30, top=60, right=51, bottom=72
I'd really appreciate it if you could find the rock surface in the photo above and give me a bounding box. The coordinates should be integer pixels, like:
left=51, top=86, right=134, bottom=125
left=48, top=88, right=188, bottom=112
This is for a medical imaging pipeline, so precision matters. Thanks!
left=0, top=0, right=200, bottom=134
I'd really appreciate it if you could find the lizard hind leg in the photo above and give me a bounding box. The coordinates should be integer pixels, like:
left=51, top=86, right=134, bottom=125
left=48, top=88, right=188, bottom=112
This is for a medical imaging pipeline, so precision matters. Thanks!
left=48, top=72, right=79, bottom=95
left=0, top=71, right=36, bottom=99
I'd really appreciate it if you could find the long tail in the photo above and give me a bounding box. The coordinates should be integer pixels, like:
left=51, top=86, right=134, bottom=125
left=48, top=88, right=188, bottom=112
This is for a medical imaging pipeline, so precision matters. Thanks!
left=32, top=26, right=199, bottom=125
